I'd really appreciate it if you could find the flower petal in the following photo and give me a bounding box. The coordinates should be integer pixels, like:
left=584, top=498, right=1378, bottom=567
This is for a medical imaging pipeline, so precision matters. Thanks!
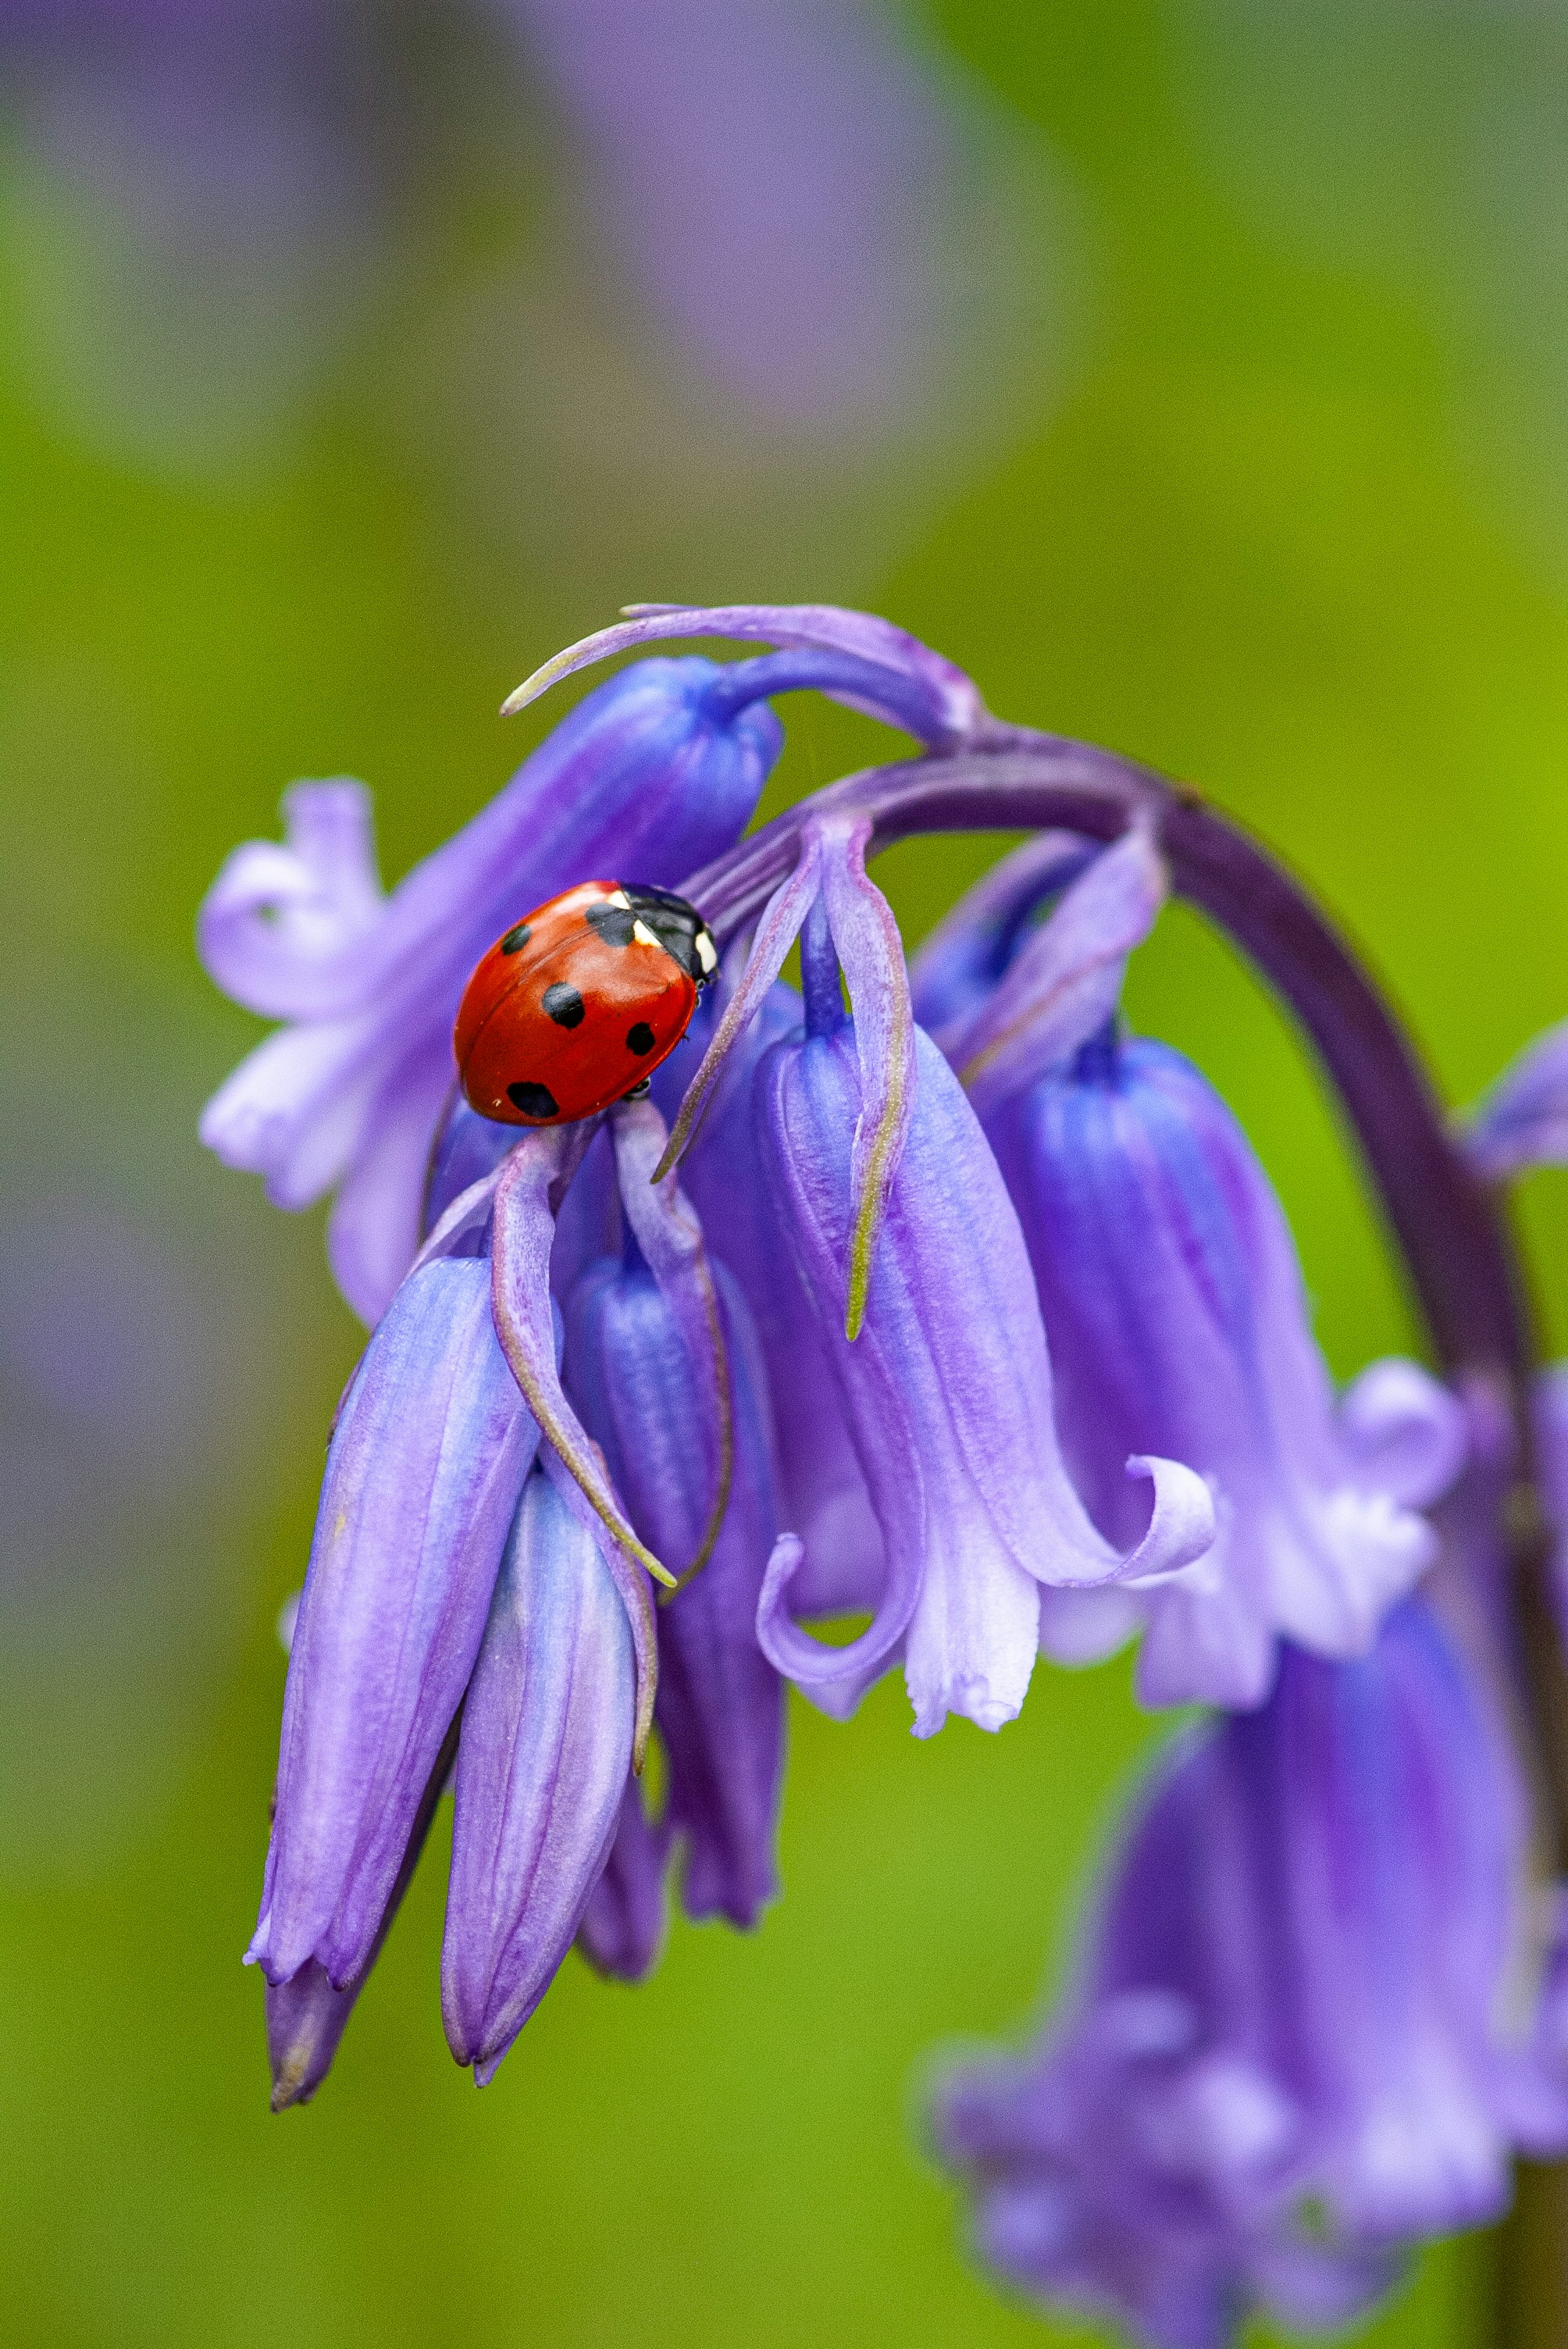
left=1337, top=1356, right=1468, bottom=1511
left=985, top=1037, right=1446, bottom=1705
left=326, top=1040, right=457, bottom=1324
left=441, top=1460, right=635, bottom=2080
left=490, top=1128, right=665, bottom=1761
left=265, top=1713, right=460, bottom=2111
left=755, top=1027, right=1213, bottom=1734
left=249, top=1255, right=539, bottom=1989
left=198, top=779, right=385, bottom=1021
left=651, top=975, right=887, bottom=1620
left=568, top=1251, right=785, bottom=1927
left=933, top=1596, right=1538, bottom=2340
left=818, top=815, right=918, bottom=1339
left=612, top=1097, right=732, bottom=1581
left=910, top=829, right=1095, bottom=1042
left=655, top=832, right=823, bottom=1181
left=502, top=601, right=985, bottom=747
left=944, top=828, right=1167, bottom=1122
left=576, top=1779, right=670, bottom=1984
left=201, top=657, right=783, bottom=1317
left=1463, top=1016, right=1568, bottom=1179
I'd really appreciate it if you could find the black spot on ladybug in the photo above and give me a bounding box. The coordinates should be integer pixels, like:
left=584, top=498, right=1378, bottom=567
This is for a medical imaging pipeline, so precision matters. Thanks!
left=585, top=901, right=637, bottom=950
left=626, top=1022, right=656, bottom=1057
left=542, top=982, right=585, bottom=1028
left=500, top=921, right=532, bottom=954
left=507, top=1079, right=559, bottom=1118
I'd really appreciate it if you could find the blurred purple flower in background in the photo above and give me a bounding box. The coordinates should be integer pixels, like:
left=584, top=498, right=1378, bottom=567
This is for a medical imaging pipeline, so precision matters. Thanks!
left=0, top=0, right=1071, bottom=597
left=497, top=0, right=972, bottom=433
left=933, top=1596, right=1567, bottom=2349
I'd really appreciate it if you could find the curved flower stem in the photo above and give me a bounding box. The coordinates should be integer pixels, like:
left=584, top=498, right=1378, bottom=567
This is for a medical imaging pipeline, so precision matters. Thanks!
left=688, top=729, right=1568, bottom=2344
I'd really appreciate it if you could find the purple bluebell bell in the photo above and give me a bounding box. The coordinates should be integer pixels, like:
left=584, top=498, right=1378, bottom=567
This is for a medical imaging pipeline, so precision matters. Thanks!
left=250, top=1253, right=539, bottom=1997
left=653, top=813, right=1214, bottom=1735
left=650, top=964, right=886, bottom=1620
left=442, top=1455, right=636, bottom=2083
left=917, top=836, right=1466, bottom=1707
left=933, top=1596, right=1563, bottom=2349
left=199, top=656, right=784, bottom=1324
left=566, top=1103, right=786, bottom=1928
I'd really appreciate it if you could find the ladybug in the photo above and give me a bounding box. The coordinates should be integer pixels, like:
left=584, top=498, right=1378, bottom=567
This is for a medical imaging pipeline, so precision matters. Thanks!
left=454, top=879, right=718, bottom=1127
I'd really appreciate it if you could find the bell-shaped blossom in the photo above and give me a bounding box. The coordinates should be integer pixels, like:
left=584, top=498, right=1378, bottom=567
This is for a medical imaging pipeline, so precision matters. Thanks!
left=442, top=1457, right=636, bottom=2083
left=199, top=655, right=783, bottom=1323
left=566, top=1116, right=786, bottom=1927
left=648, top=964, right=886, bottom=1619
left=918, top=836, right=1466, bottom=1708
left=653, top=814, right=1213, bottom=1737
left=249, top=1253, right=540, bottom=1998
left=932, top=1597, right=1562, bottom=2349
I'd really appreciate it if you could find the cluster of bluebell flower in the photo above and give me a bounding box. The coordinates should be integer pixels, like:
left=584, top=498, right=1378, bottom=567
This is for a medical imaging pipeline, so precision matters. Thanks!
left=201, top=602, right=1568, bottom=2344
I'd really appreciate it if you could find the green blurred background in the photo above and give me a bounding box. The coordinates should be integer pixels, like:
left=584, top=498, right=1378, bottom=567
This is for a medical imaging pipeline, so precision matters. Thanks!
left=5, top=2, right=1568, bottom=2341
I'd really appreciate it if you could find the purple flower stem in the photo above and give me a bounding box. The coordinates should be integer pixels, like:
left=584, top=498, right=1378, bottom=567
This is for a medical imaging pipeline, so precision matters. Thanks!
left=689, top=724, right=1566, bottom=2335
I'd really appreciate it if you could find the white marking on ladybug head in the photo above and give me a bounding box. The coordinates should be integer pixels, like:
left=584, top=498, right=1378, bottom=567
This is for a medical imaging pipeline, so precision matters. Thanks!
left=695, top=929, right=718, bottom=975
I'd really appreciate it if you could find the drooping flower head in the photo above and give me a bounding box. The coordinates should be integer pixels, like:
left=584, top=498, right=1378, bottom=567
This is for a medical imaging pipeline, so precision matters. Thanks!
left=227, top=608, right=1037, bottom=2099
left=211, top=588, right=1533, bottom=2349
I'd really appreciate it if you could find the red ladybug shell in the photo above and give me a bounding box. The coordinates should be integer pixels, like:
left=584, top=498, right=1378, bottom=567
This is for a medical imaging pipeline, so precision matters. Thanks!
left=454, top=880, right=718, bottom=1127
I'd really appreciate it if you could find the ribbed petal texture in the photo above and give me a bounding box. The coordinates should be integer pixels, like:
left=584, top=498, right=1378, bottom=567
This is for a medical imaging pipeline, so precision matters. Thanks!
left=755, top=1025, right=1214, bottom=1734
left=987, top=1039, right=1463, bottom=1705
left=567, top=1251, right=784, bottom=1929
left=250, top=1256, right=539, bottom=1989
left=441, top=1461, right=635, bottom=2082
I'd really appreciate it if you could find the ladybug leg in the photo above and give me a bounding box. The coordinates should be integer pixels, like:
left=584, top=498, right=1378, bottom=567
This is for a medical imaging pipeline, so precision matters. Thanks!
left=625, top=1078, right=652, bottom=1100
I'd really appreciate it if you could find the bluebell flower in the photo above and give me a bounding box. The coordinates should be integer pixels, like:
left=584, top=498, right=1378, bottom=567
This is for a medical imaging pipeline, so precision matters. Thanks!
left=245, top=889, right=805, bottom=2095
left=564, top=1100, right=786, bottom=1931
left=932, top=1596, right=1566, bottom=2349
left=250, top=1253, right=542, bottom=2001
left=441, top=1456, right=637, bottom=2083
left=251, top=1172, right=665, bottom=2098
left=915, top=836, right=1466, bottom=1706
left=650, top=810, right=1215, bottom=1736
left=199, top=656, right=784, bottom=1323
left=650, top=966, right=887, bottom=1620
